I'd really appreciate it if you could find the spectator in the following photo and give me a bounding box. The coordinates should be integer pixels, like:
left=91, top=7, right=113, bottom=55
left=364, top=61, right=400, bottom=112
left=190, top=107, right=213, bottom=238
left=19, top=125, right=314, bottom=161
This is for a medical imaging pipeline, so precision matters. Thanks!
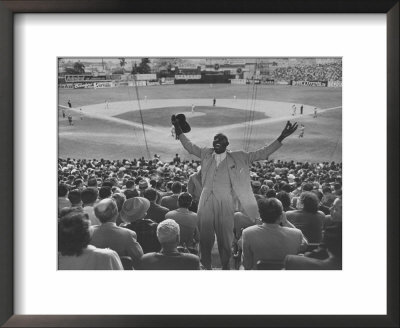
left=111, top=192, right=126, bottom=226
left=138, top=180, right=148, bottom=197
left=58, top=184, right=71, bottom=216
left=91, top=199, right=143, bottom=268
left=121, top=197, right=161, bottom=254
left=276, top=191, right=294, bottom=212
left=165, top=192, right=200, bottom=253
left=286, top=192, right=325, bottom=243
left=138, top=219, right=200, bottom=270
left=187, top=171, right=202, bottom=212
left=98, top=186, right=112, bottom=200
left=124, top=188, right=139, bottom=199
left=242, top=198, right=306, bottom=270
left=87, top=177, right=98, bottom=190
left=81, top=188, right=101, bottom=226
left=161, top=181, right=182, bottom=210
left=321, top=186, right=336, bottom=207
left=58, top=209, right=123, bottom=270
left=67, top=189, right=82, bottom=208
left=284, top=224, right=342, bottom=270
left=143, top=188, right=169, bottom=224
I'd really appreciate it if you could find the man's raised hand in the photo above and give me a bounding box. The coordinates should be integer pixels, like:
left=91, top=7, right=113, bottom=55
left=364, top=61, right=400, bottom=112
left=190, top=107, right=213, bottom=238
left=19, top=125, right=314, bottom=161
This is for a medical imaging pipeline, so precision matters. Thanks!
left=278, top=121, right=298, bottom=142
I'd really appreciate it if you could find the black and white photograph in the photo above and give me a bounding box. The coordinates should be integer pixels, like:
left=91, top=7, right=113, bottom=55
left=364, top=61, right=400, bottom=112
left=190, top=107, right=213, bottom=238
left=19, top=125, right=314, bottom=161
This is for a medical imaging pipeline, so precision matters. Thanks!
left=58, top=57, right=342, bottom=271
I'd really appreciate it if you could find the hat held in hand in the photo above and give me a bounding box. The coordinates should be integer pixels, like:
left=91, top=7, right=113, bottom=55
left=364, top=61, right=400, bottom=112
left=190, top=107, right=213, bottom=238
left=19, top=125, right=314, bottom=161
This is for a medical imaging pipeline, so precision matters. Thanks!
left=171, top=114, right=191, bottom=133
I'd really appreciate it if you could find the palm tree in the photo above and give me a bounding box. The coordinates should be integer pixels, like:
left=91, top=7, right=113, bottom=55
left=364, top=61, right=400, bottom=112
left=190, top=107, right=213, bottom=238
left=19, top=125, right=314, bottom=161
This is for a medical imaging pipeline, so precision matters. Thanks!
left=73, top=61, right=85, bottom=74
left=119, top=58, right=127, bottom=72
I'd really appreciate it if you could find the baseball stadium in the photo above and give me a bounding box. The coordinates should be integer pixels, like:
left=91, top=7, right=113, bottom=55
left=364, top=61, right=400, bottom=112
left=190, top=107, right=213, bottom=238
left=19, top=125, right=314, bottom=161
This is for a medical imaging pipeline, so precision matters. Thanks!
left=58, top=58, right=342, bottom=270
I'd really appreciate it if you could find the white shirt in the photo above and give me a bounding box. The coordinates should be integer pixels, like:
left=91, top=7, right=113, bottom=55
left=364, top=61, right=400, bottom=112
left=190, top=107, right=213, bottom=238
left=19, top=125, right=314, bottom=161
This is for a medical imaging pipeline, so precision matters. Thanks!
left=213, top=151, right=227, bottom=167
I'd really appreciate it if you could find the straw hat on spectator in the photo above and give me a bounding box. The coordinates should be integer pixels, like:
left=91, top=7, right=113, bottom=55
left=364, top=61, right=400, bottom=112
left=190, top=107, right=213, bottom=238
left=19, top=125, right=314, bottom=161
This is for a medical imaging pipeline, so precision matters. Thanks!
left=120, top=197, right=150, bottom=223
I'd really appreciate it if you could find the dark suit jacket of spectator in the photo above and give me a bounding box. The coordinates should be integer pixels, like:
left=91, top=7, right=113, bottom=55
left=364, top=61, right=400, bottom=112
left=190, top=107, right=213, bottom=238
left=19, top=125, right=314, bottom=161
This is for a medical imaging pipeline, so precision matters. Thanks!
left=145, top=202, right=169, bottom=223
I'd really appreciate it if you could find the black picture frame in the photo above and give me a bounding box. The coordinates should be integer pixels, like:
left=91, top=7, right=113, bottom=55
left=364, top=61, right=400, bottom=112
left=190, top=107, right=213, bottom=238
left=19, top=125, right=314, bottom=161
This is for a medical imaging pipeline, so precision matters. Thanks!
left=0, top=1, right=398, bottom=327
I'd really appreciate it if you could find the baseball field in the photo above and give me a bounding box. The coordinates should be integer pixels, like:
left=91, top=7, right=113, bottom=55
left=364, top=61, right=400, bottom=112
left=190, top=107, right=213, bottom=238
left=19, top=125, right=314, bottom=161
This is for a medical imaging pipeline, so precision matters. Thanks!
left=58, top=84, right=342, bottom=163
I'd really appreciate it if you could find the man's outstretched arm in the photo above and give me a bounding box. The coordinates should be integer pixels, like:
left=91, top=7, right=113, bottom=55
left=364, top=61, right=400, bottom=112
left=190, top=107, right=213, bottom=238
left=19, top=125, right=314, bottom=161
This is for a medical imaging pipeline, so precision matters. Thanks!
left=248, top=121, right=298, bottom=163
left=172, top=116, right=202, bottom=158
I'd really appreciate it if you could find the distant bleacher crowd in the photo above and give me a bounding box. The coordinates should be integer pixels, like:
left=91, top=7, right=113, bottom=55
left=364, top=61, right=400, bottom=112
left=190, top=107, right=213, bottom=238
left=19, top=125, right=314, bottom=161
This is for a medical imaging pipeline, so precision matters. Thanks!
left=271, top=62, right=342, bottom=82
left=58, top=154, right=342, bottom=270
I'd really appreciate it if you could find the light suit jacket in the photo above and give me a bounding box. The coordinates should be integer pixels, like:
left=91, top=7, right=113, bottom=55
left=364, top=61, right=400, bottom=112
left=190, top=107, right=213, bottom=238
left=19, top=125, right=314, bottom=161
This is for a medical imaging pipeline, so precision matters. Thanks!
left=179, top=134, right=282, bottom=220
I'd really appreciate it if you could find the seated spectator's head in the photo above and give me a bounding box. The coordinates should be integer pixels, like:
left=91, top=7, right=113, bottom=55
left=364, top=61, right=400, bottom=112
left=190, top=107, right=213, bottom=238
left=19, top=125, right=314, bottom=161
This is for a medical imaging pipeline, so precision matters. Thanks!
left=125, top=180, right=135, bottom=190
left=81, top=188, right=98, bottom=206
left=74, top=178, right=84, bottom=189
left=265, top=189, right=277, bottom=199
left=260, top=185, right=269, bottom=196
left=299, top=192, right=319, bottom=213
left=166, top=181, right=173, bottom=191
left=87, top=177, right=98, bottom=188
left=111, top=192, right=126, bottom=212
left=178, top=192, right=192, bottom=209
left=251, top=180, right=261, bottom=194
left=120, top=197, right=150, bottom=223
left=302, top=183, right=314, bottom=192
left=59, top=206, right=84, bottom=219
left=68, top=189, right=82, bottom=207
left=94, top=199, right=118, bottom=223
left=322, top=186, right=332, bottom=194
left=102, top=181, right=113, bottom=189
left=276, top=191, right=291, bottom=210
left=124, top=188, right=139, bottom=199
left=58, top=211, right=90, bottom=256
left=330, top=198, right=342, bottom=222
left=281, top=183, right=292, bottom=193
left=258, top=198, right=283, bottom=224
left=157, top=219, right=180, bottom=246
left=58, top=184, right=69, bottom=198
left=171, top=181, right=182, bottom=194
left=99, top=186, right=112, bottom=200
left=139, top=180, right=148, bottom=191
left=143, top=188, right=157, bottom=203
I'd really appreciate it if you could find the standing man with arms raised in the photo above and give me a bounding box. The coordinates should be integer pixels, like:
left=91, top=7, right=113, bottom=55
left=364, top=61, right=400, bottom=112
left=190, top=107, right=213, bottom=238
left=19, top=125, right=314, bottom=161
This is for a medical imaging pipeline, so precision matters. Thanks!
left=172, top=116, right=298, bottom=269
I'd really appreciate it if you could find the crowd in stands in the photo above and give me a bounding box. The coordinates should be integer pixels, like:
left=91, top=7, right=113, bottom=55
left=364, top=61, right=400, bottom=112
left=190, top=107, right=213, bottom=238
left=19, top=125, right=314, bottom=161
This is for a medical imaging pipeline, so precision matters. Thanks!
left=270, top=62, right=342, bottom=82
left=58, top=155, right=342, bottom=270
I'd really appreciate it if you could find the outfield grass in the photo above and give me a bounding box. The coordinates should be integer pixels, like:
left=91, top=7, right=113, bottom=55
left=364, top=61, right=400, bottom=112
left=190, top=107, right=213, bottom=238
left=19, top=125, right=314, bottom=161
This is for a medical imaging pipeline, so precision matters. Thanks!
left=59, top=84, right=342, bottom=109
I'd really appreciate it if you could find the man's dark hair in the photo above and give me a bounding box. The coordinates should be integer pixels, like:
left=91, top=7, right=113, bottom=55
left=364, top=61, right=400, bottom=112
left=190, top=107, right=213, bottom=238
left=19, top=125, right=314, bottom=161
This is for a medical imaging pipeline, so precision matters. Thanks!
left=74, top=179, right=83, bottom=188
left=166, top=181, right=173, bottom=190
left=276, top=191, right=291, bottom=210
left=265, top=189, right=277, bottom=199
left=102, top=181, right=113, bottom=188
left=125, top=180, right=135, bottom=189
left=281, top=183, right=292, bottom=193
left=58, top=212, right=90, bottom=256
left=81, top=188, right=99, bottom=205
left=258, top=198, right=283, bottom=224
left=143, top=188, right=157, bottom=202
left=302, top=183, right=314, bottom=192
left=58, top=184, right=69, bottom=197
left=214, top=133, right=228, bottom=142
left=87, top=177, right=98, bottom=187
left=99, top=186, right=112, bottom=199
left=124, top=189, right=139, bottom=199
left=149, top=179, right=157, bottom=188
left=68, top=189, right=81, bottom=205
left=178, top=192, right=192, bottom=209
left=300, top=192, right=319, bottom=213
left=322, top=186, right=332, bottom=194
left=171, top=181, right=182, bottom=194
